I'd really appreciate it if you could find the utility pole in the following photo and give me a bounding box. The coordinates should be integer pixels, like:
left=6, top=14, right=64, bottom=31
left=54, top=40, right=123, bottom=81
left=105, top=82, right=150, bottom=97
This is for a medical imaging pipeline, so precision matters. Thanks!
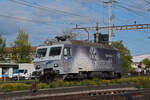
left=95, top=22, right=99, bottom=43
left=104, top=0, right=116, bottom=45
left=108, top=1, right=112, bottom=45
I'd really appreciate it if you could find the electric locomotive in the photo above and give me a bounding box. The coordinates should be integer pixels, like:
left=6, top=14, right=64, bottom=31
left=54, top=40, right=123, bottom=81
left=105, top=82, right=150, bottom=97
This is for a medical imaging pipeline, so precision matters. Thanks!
left=33, top=37, right=122, bottom=81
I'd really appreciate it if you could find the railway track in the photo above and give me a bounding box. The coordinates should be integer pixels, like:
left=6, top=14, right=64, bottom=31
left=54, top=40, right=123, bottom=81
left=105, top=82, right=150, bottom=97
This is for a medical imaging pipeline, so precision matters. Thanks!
left=16, top=88, right=150, bottom=100
left=20, top=87, right=138, bottom=100
left=14, top=89, right=150, bottom=100
left=78, top=89, right=150, bottom=100
left=0, top=83, right=141, bottom=100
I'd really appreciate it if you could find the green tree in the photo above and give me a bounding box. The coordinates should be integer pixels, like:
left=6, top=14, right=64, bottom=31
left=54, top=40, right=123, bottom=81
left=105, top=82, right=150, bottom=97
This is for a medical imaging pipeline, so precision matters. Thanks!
left=142, top=58, right=150, bottom=68
left=0, top=33, right=6, bottom=62
left=112, top=40, right=133, bottom=72
left=11, top=29, right=32, bottom=63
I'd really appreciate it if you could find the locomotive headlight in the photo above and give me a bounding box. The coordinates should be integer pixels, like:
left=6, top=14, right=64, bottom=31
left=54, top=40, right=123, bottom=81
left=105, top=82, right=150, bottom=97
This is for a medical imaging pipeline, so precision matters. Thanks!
left=54, top=63, right=59, bottom=67
left=41, top=71, right=44, bottom=75
left=36, top=65, right=41, bottom=70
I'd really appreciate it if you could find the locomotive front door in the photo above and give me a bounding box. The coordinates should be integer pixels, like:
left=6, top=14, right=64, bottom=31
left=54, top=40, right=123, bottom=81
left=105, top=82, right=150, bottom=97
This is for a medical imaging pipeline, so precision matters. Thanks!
left=63, top=47, right=72, bottom=72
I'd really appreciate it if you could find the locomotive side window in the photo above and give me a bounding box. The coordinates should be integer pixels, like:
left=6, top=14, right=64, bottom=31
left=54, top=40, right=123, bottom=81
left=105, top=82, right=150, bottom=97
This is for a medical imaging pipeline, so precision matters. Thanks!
left=49, top=47, right=62, bottom=56
left=36, top=48, right=47, bottom=57
left=64, top=47, right=72, bottom=56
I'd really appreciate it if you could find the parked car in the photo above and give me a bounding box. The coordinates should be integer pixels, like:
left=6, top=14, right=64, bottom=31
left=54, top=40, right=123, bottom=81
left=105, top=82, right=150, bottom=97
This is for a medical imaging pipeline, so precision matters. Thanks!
left=12, top=69, right=30, bottom=80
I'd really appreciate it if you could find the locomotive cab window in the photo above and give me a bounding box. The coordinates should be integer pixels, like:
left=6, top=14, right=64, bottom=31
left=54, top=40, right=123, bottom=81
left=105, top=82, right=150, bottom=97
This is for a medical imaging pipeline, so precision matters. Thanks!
left=49, top=47, right=62, bottom=56
left=64, top=47, right=72, bottom=56
left=36, top=48, right=47, bottom=57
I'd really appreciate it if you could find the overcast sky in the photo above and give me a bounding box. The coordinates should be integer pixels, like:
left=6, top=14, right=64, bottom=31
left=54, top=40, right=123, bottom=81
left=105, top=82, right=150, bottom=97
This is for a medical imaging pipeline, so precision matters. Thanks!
left=0, top=0, right=150, bottom=56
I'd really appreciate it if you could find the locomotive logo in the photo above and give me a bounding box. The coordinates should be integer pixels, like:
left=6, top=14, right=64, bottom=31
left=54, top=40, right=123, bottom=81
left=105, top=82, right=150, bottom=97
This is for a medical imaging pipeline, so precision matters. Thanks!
left=89, top=47, right=97, bottom=65
left=46, top=60, right=53, bottom=65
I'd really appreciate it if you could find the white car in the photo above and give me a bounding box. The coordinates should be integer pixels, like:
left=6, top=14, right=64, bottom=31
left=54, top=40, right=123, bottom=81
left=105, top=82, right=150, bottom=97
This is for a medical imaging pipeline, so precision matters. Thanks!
left=12, top=69, right=30, bottom=80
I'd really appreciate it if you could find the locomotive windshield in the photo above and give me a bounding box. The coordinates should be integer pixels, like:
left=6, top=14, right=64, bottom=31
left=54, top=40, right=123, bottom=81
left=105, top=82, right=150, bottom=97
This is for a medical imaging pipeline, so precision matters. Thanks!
left=36, top=48, right=47, bottom=57
left=49, top=47, right=62, bottom=56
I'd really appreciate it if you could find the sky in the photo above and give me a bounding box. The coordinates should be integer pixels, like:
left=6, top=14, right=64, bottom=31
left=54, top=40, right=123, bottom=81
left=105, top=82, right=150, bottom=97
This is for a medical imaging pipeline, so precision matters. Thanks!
left=0, top=0, right=150, bottom=56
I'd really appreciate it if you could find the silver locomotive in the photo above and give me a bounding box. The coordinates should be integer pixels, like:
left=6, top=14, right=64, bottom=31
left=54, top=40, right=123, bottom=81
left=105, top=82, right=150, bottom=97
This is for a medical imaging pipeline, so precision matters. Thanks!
left=33, top=39, right=122, bottom=81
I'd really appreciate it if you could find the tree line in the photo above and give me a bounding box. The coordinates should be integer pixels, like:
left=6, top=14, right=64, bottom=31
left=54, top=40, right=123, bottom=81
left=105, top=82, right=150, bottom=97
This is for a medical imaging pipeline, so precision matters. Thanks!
left=0, top=28, right=32, bottom=63
left=0, top=29, right=80, bottom=64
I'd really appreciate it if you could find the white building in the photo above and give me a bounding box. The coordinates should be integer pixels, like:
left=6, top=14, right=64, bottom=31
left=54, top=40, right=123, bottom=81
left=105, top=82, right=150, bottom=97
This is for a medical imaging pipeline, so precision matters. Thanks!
left=0, top=63, right=35, bottom=80
left=0, top=63, right=18, bottom=80
left=132, top=54, right=150, bottom=63
left=19, top=64, right=35, bottom=76
left=132, top=54, right=150, bottom=69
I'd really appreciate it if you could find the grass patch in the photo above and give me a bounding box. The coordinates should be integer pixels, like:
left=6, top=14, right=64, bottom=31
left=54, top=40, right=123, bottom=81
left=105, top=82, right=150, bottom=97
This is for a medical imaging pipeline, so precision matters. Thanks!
left=38, top=83, right=49, bottom=89
left=0, top=83, right=31, bottom=92
left=0, top=76, right=150, bottom=92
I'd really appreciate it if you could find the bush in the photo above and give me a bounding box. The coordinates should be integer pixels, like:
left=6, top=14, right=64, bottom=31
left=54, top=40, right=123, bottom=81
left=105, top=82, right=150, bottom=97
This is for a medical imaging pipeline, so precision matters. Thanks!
left=49, top=80, right=65, bottom=88
left=80, top=80, right=97, bottom=86
left=0, top=83, right=15, bottom=92
left=38, top=83, right=49, bottom=89
left=92, top=78, right=101, bottom=85
left=0, top=83, right=30, bottom=92
left=100, top=80, right=111, bottom=85
left=64, top=81, right=74, bottom=87
left=0, top=76, right=150, bottom=92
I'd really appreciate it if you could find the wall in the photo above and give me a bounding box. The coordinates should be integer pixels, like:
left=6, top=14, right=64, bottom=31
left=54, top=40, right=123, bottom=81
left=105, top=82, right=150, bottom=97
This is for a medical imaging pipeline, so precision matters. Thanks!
left=19, top=64, right=35, bottom=75
left=0, top=63, right=35, bottom=80
left=9, top=67, right=13, bottom=78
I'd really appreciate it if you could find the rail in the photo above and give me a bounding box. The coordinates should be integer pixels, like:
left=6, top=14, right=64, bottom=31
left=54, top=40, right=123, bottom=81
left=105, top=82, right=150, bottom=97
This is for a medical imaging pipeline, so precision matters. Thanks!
left=0, top=83, right=137, bottom=100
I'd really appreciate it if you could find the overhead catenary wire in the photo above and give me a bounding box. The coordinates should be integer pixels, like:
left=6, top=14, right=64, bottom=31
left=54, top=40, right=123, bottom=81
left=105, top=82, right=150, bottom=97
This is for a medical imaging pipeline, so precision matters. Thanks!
left=8, top=0, right=80, bottom=17
left=0, top=13, right=88, bottom=28
left=8, top=0, right=93, bottom=18
left=0, top=14, right=72, bottom=27
left=112, top=1, right=150, bottom=55
left=75, top=0, right=150, bottom=55
left=8, top=0, right=97, bottom=26
left=142, top=0, right=150, bottom=4
left=97, top=0, right=150, bottom=21
left=117, top=1, right=148, bottom=13
left=116, top=1, right=150, bottom=15
left=1, top=0, right=150, bottom=56
left=0, top=14, right=49, bottom=25
left=112, top=3, right=150, bottom=20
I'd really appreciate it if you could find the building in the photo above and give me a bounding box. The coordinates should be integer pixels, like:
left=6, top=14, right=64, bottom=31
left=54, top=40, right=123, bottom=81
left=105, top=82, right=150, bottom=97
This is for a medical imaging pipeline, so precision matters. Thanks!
left=0, top=63, right=35, bottom=80
left=132, top=54, right=150, bottom=63
left=19, top=64, right=35, bottom=76
left=0, top=46, right=37, bottom=80
left=132, top=54, right=150, bottom=69
left=0, top=63, right=18, bottom=80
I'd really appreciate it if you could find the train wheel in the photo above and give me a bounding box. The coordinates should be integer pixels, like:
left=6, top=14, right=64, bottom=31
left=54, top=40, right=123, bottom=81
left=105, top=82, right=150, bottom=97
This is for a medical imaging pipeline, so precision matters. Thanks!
left=39, top=74, right=55, bottom=83
left=39, top=75, right=45, bottom=82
